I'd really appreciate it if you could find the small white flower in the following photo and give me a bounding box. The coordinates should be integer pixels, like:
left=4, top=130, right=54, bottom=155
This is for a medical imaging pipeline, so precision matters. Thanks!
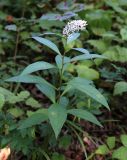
left=63, top=20, right=87, bottom=36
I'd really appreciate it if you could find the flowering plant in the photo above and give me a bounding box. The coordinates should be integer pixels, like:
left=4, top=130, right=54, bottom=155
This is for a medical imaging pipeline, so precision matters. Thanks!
left=63, top=20, right=87, bottom=36
left=6, top=20, right=109, bottom=138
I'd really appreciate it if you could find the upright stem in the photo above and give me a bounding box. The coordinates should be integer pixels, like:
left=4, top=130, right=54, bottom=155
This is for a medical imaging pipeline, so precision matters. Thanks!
left=69, top=125, right=88, bottom=159
left=14, top=29, right=20, bottom=62
left=14, top=2, right=25, bottom=62
left=57, top=52, right=66, bottom=101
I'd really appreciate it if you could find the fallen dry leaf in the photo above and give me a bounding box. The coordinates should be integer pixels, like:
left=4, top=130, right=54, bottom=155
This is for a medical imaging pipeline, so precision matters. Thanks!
left=0, top=147, right=11, bottom=160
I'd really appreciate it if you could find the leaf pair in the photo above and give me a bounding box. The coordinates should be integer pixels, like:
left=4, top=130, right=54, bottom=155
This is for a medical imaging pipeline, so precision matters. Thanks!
left=19, top=103, right=102, bottom=138
left=33, top=34, right=105, bottom=60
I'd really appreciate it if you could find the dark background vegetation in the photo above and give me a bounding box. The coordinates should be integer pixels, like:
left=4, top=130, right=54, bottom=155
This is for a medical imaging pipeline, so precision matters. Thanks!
left=0, top=0, right=127, bottom=159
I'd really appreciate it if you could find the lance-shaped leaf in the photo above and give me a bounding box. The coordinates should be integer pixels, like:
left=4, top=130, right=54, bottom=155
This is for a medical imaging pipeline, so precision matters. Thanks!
left=63, top=77, right=109, bottom=109
left=67, top=33, right=80, bottom=44
left=21, top=61, right=55, bottom=75
left=6, top=75, right=51, bottom=85
left=71, top=53, right=106, bottom=62
left=33, top=36, right=61, bottom=55
left=19, top=111, right=48, bottom=129
left=6, top=75, right=56, bottom=103
left=35, top=32, right=63, bottom=37
left=68, top=109, right=102, bottom=126
left=36, top=83, right=56, bottom=103
left=73, top=48, right=90, bottom=54
left=48, top=103, right=67, bottom=138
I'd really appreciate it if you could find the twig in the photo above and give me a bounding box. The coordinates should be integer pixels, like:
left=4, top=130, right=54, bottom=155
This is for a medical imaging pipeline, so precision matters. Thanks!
left=14, top=29, right=20, bottom=62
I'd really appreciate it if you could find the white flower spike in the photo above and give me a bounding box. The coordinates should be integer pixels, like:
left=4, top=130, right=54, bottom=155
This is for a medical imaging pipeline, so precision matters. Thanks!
left=63, top=20, right=87, bottom=36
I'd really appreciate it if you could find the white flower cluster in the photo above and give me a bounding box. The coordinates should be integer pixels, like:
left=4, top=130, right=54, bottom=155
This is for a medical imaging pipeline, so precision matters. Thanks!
left=63, top=20, right=87, bottom=36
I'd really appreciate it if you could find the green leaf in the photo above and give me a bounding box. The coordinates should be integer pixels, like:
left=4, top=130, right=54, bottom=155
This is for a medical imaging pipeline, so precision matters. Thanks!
left=59, top=97, right=69, bottom=108
left=33, top=36, right=61, bottom=55
left=58, top=135, right=71, bottom=149
left=70, top=53, right=106, bottom=62
left=0, top=11, right=7, bottom=20
left=62, top=77, right=92, bottom=95
left=0, top=93, right=5, bottom=110
left=96, top=144, right=109, bottom=155
left=8, top=91, right=30, bottom=104
left=76, top=65, right=99, bottom=80
left=51, top=153, right=65, bottom=160
left=27, top=108, right=47, bottom=117
left=19, top=112, right=48, bottom=129
left=67, top=33, right=80, bottom=44
left=0, top=87, right=14, bottom=100
left=63, top=38, right=75, bottom=53
left=5, top=24, right=17, bottom=31
left=101, top=31, right=117, bottom=39
left=40, top=13, right=61, bottom=20
left=87, top=40, right=109, bottom=53
left=48, top=103, right=67, bottom=138
left=55, top=55, right=70, bottom=70
left=6, top=75, right=51, bottom=84
left=25, top=97, right=41, bottom=108
left=21, top=61, right=55, bottom=75
left=64, top=77, right=109, bottom=109
left=104, top=0, right=121, bottom=7
left=84, top=10, right=112, bottom=35
left=114, top=81, right=127, bottom=95
left=68, top=109, right=102, bottom=126
left=16, top=91, right=30, bottom=102
left=120, top=27, right=127, bottom=40
left=7, top=96, right=18, bottom=104
left=103, top=46, right=127, bottom=62
left=112, top=146, right=127, bottom=160
left=41, top=32, right=62, bottom=37
left=8, top=108, right=24, bottom=118
left=106, top=136, right=116, bottom=149
left=6, top=75, right=56, bottom=103
left=121, top=135, right=127, bottom=147
left=24, top=41, right=41, bottom=52
left=39, top=20, right=64, bottom=29
left=105, top=0, right=127, bottom=15
left=36, top=83, right=56, bottom=103
left=73, top=48, right=90, bottom=54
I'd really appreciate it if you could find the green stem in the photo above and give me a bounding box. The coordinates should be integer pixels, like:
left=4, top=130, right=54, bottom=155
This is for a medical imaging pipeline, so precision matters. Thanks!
left=57, top=52, right=66, bottom=101
left=86, top=153, right=95, bottom=160
left=67, top=120, right=97, bottom=146
left=14, top=2, right=26, bottom=62
left=88, top=99, right=91, bottom=108
left=41, top=150, right=51, bottom=160
left=67, top=120, right=84, bottom=133
left=14, top=29, right=20, bottom=62
left=69, top=125, right=88, bottom=159
left=14, top=82, right=20, bottom=94
left=67, top=120, right=93, bottom=159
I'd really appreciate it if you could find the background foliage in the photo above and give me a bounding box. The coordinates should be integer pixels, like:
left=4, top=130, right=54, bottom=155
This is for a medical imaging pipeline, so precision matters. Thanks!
left=0, top=0, right=127, bottom=159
